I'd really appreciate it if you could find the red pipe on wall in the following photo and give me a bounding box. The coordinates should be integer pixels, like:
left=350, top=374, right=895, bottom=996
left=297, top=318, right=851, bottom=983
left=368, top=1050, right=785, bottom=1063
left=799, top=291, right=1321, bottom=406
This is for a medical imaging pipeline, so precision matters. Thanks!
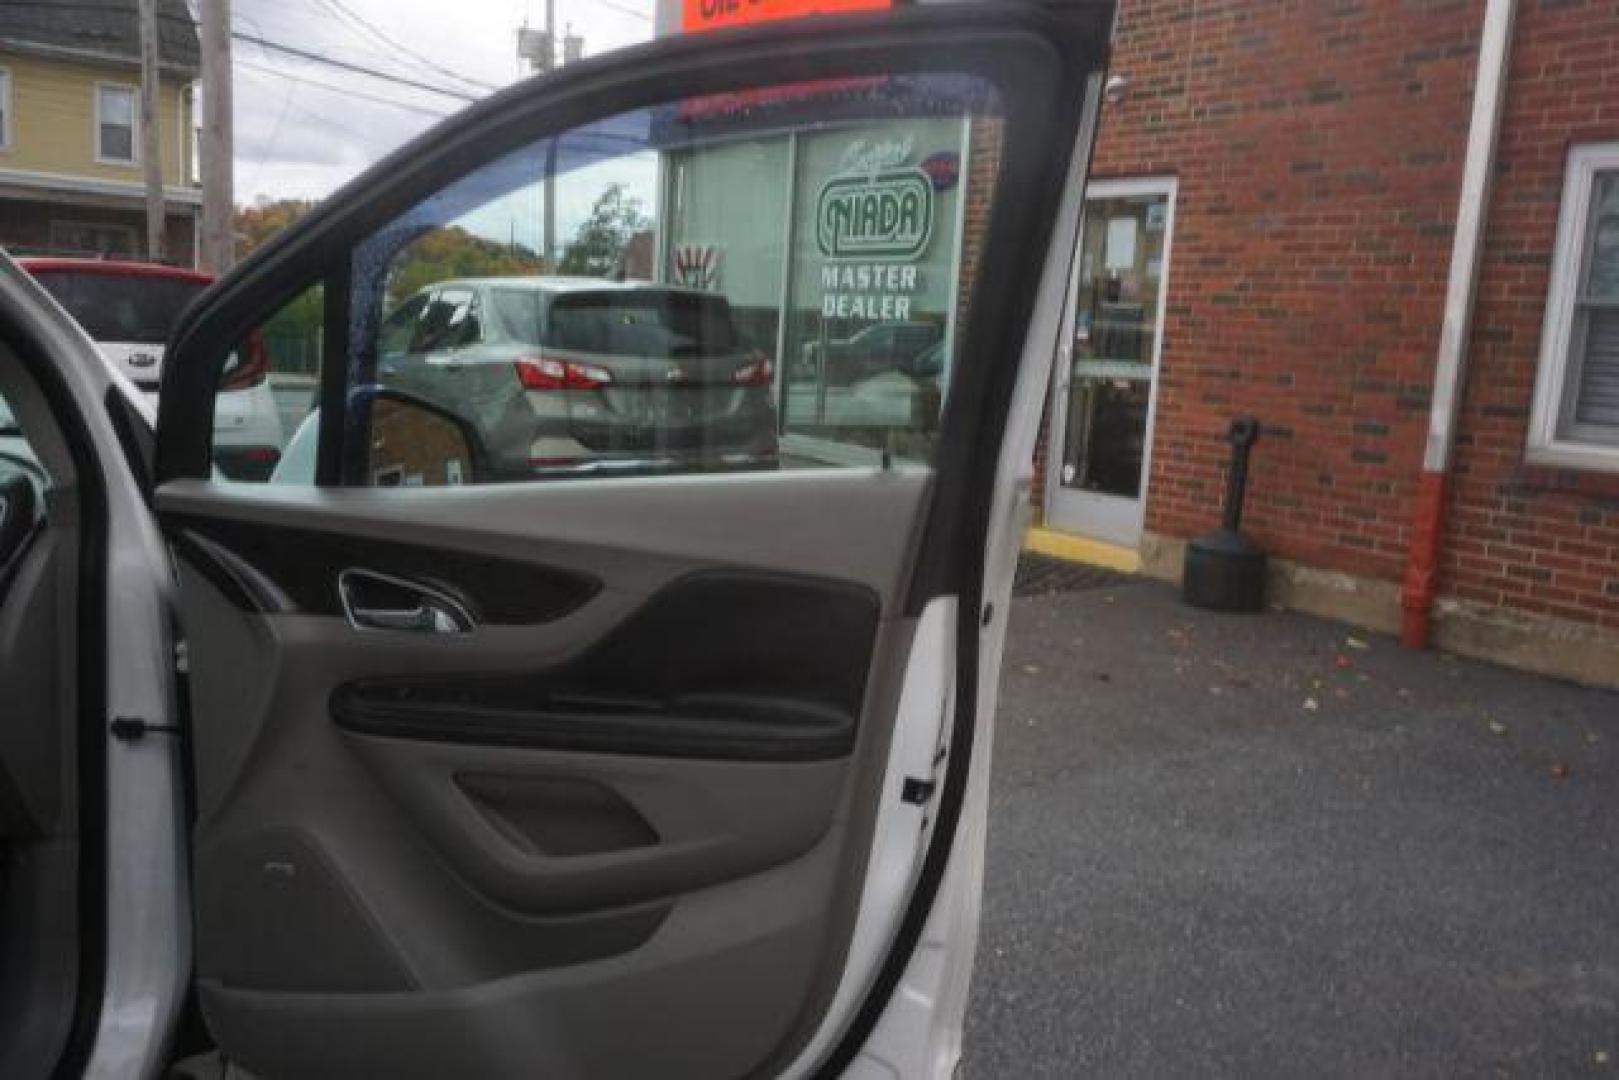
left=1400, top=471, right=1447, bottom=648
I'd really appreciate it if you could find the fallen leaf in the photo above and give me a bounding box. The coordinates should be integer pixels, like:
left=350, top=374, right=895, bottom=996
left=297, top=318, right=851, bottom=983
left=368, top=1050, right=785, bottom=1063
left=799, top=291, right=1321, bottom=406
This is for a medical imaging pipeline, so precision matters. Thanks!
left=1550, top=762, right=1570, bottom=781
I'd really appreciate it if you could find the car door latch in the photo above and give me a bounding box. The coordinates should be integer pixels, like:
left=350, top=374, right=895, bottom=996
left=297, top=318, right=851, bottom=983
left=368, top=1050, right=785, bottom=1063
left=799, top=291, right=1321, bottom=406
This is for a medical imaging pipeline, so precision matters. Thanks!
left=901, top=776, right=937, bottom=806
left=109, top=716, right=183, bottom=741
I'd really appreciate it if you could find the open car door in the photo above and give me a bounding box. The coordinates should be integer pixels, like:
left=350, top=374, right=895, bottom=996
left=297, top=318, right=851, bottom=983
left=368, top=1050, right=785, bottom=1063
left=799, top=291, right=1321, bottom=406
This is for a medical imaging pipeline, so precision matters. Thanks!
left=153, top=5, right=1111, bottom=1076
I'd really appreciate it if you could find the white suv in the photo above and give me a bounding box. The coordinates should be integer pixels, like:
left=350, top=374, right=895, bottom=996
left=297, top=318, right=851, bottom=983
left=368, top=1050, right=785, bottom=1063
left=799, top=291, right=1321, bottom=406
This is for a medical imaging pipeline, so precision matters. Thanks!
left=19, top=258, right=285, bottom=479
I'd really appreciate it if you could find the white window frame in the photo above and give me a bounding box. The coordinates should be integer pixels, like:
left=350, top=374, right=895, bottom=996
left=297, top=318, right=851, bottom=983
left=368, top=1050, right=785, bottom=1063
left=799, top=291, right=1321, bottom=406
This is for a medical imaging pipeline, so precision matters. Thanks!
left=1527, top=141, right=1619, bottom=471
left=0, top=66, right=12, bottom=152
left=94, top=81, right=139, bottom=166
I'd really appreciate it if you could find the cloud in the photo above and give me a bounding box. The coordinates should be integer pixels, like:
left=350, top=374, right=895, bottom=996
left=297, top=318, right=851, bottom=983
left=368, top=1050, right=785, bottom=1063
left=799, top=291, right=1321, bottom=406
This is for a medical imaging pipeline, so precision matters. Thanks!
left=231, top=0, right=655, bottom=204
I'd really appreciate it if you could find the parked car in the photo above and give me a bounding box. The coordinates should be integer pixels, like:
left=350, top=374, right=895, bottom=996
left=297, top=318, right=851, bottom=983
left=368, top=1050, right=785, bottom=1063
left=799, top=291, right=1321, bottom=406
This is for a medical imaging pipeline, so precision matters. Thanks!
left=798, top=320, right=942, bottom=385
left=376, top=276, right=778, bottom=477
left=18, top=258, right=285, bottom=480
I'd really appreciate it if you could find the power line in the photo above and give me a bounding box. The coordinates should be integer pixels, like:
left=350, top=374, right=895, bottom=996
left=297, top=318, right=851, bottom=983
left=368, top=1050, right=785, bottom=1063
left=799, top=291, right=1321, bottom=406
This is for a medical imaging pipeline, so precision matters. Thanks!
left=595, top=0, right=651, bottom=23
left=309, top=0, right=499, bottom=94
left=231, top=29, right=479, bottom=101
left=237, top=58, right=450, bottom=118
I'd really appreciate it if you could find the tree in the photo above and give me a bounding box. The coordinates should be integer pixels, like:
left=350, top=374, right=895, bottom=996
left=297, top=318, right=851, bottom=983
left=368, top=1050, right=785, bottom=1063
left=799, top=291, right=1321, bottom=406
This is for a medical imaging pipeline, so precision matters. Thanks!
left=558, top=184, right=651, bottom=278
left=234, top=197, right=317, bottom=258
left=388, top=227, right=546, bottom=302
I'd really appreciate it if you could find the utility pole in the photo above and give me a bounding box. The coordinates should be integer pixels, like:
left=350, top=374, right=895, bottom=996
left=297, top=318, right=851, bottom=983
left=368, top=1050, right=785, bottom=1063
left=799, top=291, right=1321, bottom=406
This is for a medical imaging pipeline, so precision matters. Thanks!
left=137, top=0, right=165, bottom=261
left=518, top=3, right=581, bottom=269
left=199, top=0, right=234, bottom=273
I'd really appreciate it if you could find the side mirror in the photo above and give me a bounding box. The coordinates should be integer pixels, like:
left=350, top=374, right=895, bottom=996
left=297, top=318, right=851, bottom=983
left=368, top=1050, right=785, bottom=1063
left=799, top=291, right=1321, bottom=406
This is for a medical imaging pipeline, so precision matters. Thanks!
left=361, top=388, right=490, bottom=488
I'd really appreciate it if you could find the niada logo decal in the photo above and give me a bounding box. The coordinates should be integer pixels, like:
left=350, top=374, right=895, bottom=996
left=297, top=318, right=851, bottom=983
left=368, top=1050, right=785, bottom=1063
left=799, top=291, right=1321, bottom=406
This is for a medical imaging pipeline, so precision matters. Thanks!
left=816, top=168, right=934, bottom=261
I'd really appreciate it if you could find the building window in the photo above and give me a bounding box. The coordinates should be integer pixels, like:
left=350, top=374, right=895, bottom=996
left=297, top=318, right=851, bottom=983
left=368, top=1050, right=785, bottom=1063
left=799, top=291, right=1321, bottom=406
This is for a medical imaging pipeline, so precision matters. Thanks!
left=96, top=83, right=137, bottom=164
left=0, top=67, right=11, bottom=150
left=49, top=220, right=136, bottom=258
left=1529, top=143, right=1619, bottom=470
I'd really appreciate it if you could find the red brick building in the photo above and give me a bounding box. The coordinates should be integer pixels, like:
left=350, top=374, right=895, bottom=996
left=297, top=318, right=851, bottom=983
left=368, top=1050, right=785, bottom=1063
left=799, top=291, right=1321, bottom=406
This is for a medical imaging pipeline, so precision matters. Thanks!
left=1032, top=0, right=1619, bottom=686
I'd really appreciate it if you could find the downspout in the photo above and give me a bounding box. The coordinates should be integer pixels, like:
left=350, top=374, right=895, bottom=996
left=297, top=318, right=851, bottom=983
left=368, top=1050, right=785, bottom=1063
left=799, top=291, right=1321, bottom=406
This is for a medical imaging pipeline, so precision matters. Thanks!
left=1401, top=0, right=1517, bottom=649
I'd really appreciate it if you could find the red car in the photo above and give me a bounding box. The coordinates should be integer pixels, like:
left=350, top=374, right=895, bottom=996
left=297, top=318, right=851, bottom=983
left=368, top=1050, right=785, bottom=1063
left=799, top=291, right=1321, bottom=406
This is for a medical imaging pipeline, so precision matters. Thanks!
left=19, top=258, right=285, bottom=479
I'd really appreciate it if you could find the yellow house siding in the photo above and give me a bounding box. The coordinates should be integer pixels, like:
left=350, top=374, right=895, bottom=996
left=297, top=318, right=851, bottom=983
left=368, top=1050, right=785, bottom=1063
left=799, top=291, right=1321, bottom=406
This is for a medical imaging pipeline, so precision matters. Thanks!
left=0, top=50, right=191, bottom=186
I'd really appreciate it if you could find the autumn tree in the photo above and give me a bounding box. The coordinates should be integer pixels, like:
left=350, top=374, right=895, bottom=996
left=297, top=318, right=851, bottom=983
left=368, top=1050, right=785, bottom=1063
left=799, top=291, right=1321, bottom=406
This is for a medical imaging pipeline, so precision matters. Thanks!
left=234, top=197, right=318, bottom=258
left=388, top=227, right=547, bottom=302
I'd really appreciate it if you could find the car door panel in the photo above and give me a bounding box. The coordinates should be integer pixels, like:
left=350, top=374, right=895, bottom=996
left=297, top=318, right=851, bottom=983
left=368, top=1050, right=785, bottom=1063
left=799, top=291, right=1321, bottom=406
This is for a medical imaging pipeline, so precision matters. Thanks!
left=153, top=7, right=1108, bottom=1076
left=159, top=469, right=927, bottom=1077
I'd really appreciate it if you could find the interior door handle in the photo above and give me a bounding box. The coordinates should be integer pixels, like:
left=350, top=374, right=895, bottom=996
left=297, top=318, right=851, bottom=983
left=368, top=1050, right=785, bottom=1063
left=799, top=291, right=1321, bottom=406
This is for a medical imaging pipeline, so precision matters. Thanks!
left=338, top=569, right=474, bottom=635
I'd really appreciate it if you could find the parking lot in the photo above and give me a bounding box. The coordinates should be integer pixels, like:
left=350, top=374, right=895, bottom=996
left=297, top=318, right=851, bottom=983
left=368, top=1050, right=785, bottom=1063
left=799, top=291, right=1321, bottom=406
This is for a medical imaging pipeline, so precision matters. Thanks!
left=965, top=576, right=1619, bottom=1077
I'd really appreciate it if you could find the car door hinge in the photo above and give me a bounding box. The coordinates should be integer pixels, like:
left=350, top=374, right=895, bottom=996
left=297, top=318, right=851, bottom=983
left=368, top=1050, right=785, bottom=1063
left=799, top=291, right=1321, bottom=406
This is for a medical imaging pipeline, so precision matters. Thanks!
left=901, top=776, right=937, bottom=806
left=109, top=716, right=183, bottom=741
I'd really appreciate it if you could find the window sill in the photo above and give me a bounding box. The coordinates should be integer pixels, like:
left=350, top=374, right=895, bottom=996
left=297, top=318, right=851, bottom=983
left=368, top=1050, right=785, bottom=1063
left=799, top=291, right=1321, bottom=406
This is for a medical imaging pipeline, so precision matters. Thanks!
left=1514, top=443, right=1619, bottom=498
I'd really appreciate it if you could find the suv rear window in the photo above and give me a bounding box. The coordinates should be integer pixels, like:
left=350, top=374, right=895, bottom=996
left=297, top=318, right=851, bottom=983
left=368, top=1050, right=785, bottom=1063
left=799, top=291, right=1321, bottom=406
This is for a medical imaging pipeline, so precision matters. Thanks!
left=546, top=291, right=742, bottom=359
left=32, top=271, right=204, bottom=344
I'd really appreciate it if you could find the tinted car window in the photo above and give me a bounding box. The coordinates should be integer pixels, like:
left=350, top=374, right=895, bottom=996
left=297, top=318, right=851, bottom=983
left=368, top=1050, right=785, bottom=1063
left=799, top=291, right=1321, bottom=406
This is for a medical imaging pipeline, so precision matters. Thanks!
left=491, top=289, right=544, bottom=346
left=548, top=292, right=742, bottom=359
left=411, top=290, right=480, bottom=352
left=32, top=271, right=203, bottom=344
left=379, top=294, right=429, bottom=355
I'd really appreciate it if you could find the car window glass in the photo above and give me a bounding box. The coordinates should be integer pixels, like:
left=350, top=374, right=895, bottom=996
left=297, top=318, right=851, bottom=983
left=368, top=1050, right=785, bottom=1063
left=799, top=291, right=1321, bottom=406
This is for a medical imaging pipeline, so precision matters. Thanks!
left=0, top=383, right=53, bottom=505
left=32, top=271, right=202, bottom=344
left=211, top=284, right=325, bottom=483
left=379, top=293, right=428, bottom=356
left=232, top=72, right=1007, bottom=487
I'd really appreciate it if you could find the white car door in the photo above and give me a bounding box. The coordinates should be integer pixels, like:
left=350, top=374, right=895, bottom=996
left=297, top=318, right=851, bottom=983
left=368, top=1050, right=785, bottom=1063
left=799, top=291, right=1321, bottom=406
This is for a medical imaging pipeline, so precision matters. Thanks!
left=10, top=5, right=1112, bottom=1077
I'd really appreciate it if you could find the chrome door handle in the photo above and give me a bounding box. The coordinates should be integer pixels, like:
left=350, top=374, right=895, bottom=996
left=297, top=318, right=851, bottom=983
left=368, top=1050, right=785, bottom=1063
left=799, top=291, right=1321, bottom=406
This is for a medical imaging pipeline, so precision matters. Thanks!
left=338, top=569, right=474, bottom=634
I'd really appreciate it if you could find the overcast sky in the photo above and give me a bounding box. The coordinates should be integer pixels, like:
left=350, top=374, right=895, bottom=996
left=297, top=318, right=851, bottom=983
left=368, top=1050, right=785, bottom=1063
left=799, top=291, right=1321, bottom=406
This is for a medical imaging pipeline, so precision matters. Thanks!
left=232, top=0, right=657, bottom=205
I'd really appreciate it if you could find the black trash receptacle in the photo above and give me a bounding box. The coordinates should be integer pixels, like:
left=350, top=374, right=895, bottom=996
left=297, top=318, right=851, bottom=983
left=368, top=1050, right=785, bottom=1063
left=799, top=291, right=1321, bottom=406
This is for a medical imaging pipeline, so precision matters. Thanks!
left=1183, top=417, right=1268, bottom=613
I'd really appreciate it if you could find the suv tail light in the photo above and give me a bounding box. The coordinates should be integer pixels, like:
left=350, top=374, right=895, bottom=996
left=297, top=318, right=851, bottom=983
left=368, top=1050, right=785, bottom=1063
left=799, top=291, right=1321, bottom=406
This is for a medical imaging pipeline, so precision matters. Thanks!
left=221, top=332, right=269, bottom=392
left=514, top=356, right=613, bottom=391
left=733, top=352, right=774, bottom=387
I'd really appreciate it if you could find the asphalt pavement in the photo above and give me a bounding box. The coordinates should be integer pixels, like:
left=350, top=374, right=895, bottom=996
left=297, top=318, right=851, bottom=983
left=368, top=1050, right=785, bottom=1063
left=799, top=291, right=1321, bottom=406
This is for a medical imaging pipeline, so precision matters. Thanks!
left=965, top=578, right=1619, bottom=1077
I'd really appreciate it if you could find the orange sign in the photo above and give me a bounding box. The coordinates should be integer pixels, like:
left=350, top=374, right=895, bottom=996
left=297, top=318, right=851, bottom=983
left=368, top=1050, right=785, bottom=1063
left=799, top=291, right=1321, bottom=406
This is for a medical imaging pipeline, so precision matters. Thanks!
left=682, top=0, right=892, bottom=34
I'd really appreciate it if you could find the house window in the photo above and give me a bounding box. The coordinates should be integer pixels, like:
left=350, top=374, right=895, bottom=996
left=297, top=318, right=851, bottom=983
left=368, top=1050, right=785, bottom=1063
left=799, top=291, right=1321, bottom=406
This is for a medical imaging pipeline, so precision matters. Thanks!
left=96, top=83, right=137, bottom=164
left=1529, top=143, right=1619, bottom=470
left=0, top=67, right=11, bottom=150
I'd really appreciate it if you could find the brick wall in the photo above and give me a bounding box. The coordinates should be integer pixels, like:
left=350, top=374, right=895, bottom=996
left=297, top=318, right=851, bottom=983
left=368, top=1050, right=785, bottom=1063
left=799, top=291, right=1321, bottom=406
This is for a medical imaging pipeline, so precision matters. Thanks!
left=1070, top=0, right=1483, bottom=580
left=1442, top=0, right=1619, bottom=631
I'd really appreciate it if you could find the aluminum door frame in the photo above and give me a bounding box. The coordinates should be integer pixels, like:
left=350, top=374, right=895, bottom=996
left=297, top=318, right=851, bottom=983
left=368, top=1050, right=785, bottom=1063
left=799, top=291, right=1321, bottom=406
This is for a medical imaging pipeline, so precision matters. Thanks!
left=1043, top=174, right=1177, bottom=547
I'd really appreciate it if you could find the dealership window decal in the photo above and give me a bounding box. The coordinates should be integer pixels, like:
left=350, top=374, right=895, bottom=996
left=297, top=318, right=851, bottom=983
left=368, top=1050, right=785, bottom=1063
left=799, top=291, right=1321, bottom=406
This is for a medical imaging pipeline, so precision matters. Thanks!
left=1528, top=142, right=1619, bottom=470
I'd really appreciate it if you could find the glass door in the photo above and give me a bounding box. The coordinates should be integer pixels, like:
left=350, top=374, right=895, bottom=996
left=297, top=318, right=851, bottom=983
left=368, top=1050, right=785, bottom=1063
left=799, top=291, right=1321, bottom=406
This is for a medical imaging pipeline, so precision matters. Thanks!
left=1045, top=178, right=1175, bottom=546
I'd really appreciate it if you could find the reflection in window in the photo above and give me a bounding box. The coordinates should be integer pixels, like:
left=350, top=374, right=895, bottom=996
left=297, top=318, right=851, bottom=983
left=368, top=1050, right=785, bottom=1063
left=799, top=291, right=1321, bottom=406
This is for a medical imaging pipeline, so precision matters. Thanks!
left=335, top=75, right=1005, bottom=487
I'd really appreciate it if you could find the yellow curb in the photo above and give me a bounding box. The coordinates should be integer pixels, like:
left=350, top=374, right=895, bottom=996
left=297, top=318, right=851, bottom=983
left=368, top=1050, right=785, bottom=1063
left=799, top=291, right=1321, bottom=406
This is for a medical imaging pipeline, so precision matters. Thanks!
left=1023, top=526, right=1141, bottom=574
